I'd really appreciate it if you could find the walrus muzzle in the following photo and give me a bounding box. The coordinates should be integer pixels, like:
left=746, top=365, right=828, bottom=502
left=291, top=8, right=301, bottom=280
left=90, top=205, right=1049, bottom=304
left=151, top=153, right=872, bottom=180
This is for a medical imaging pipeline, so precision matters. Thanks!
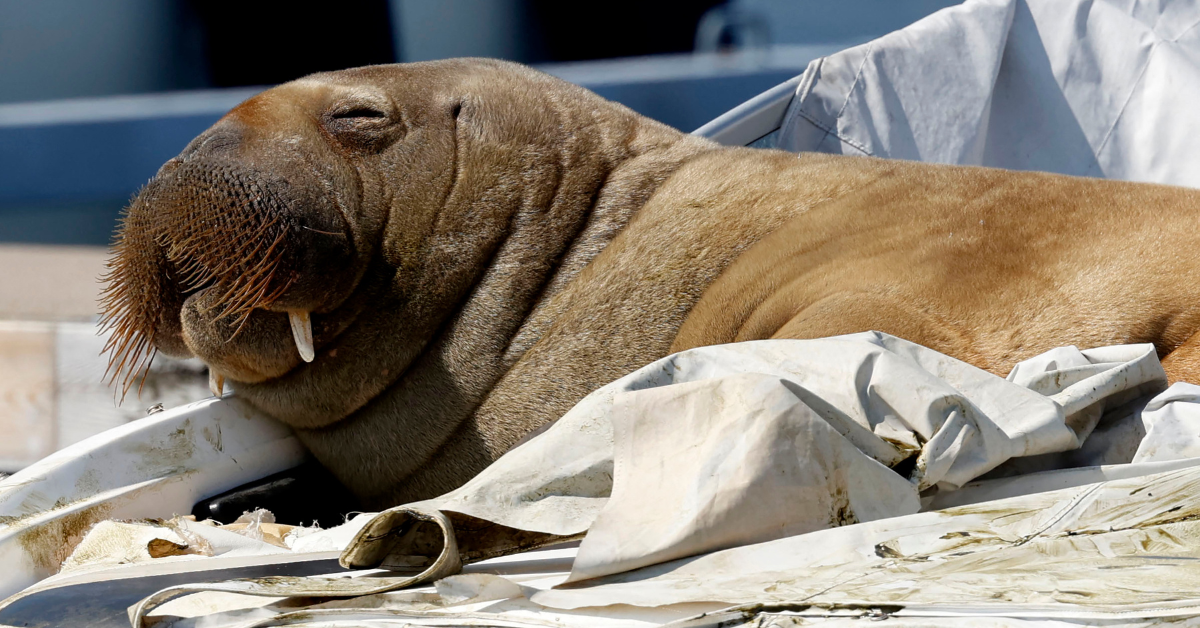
left=102, top=135, right=357, bottom=393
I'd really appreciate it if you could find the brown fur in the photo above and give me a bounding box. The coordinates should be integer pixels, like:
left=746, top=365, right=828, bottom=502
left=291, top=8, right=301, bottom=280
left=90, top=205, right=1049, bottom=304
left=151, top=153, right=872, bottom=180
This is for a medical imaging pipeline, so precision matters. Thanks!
left=101, top=59, right=1200, bottom=509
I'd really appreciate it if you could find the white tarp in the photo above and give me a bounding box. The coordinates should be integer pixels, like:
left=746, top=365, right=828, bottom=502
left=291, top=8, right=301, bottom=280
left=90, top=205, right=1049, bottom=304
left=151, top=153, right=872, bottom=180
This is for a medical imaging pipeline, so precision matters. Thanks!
left=776, top=0, right=1200, bottom=188
left=0, top=396, right=306, bottom=600
left=333, top=333, right=1167, bottom=583
left=122, top=336, right=1200, bottom=627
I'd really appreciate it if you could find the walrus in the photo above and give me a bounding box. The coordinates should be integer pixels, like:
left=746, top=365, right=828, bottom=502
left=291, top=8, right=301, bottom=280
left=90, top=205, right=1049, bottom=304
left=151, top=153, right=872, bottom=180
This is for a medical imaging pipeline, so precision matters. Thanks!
left=100, top=58, right=1200, bottom=509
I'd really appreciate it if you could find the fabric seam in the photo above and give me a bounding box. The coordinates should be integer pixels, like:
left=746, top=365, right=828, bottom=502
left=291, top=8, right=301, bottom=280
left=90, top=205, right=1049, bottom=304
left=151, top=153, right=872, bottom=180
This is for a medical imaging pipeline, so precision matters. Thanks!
left=779, top=58, right=830, bottom=152
left=1091, top=41, right=1158, bottom=167
left=814, top=41, right=876, bottom=156
left=1169, top=15, right=1200, bottom=42
left=835, top=42, right=875, bottom=119
left=794, top=109, right=874, bottom=156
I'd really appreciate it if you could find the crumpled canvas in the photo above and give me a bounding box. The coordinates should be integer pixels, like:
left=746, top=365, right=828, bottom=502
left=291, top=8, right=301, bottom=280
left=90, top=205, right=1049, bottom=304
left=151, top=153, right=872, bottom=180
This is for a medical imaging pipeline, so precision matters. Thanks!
left=130, top=347, right=1200, bottom=627
left=129, top=458, right=1200, bottom=627
left=775, top=0, right=1200, bottom=188
left=340, top=332, right=1167, bottom=584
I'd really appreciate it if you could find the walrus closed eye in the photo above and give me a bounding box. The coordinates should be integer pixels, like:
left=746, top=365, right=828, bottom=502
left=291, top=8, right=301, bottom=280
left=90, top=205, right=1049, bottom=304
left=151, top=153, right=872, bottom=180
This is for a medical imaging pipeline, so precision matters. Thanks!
left=102, top=58, right=1200, bottom=509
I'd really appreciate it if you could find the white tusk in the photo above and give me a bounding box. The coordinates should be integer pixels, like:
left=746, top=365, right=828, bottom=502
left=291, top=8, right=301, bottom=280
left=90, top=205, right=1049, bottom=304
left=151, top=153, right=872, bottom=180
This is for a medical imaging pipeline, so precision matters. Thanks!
left=209, top=370, right=225, bottom=397
left=289, top=311, right=315, bottom=362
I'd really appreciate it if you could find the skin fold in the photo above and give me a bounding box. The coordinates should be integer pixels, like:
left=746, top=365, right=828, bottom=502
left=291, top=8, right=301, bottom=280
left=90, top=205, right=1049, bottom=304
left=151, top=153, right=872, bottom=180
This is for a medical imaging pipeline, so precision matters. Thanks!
left=101, top=58, right=1200, bottom=509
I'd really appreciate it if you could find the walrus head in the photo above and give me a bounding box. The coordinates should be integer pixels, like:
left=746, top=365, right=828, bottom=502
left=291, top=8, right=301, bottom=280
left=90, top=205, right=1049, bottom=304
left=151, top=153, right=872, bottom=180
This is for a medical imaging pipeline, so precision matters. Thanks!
left=100, top=58, right=702, bottom=495
left=107, top=58, right=599, bottom=393
left=102, top=63, right=403, bottom=394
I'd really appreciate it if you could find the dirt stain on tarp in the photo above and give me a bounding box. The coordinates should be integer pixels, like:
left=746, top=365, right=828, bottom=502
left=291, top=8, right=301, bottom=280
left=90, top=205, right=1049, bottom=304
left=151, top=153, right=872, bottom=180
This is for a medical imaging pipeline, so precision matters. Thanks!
left=1, top=421, right=207, bottom=575
left=201, top=423, right=223, bottom=452
left=829, top=494, right=858, bottom=528
left=15, top=501, right=114, bottom=573
left=73, top=469, right=100, bottom=497
left=827, top=476, right=858, bottom=528
left=124, top=419, right=198, bottom=476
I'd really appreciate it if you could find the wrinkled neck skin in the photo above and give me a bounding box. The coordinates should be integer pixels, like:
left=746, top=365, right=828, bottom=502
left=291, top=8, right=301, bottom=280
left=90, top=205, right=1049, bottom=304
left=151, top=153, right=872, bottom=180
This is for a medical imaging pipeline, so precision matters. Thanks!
left=235, top=103, right=715, bottom=504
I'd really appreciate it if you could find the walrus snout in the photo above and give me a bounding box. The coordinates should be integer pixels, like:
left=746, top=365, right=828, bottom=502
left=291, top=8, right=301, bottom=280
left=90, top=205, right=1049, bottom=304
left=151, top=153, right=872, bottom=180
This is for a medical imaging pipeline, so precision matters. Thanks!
left=101, top=142, right=360, bottom=394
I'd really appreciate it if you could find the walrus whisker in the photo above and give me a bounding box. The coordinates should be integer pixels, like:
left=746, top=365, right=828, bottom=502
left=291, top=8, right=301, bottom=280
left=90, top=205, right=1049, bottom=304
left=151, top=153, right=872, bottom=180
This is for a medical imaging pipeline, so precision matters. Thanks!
left=220, top=279, right=271, bottom=329
left=226, top=234, right=274, bottom=270
left=301, top=225, right=341, bottom=236
left=108, top=339, right=156, bottom=402
left=205, top=215, right=279, bottom=264
left=160, top=208, right=291, bottom=325
left=129, top=348, right=157, bottom=399
left=99, top=230, right=167, bottom=402
left=209, top=277, right=251, bottom=314
left=213, top=256, right=282, bottom=316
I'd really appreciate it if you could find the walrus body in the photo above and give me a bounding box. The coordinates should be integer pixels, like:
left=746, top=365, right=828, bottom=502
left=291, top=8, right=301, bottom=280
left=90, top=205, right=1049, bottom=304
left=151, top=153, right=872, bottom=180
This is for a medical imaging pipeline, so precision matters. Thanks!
left=102, top=59, right=1200, bottom=508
